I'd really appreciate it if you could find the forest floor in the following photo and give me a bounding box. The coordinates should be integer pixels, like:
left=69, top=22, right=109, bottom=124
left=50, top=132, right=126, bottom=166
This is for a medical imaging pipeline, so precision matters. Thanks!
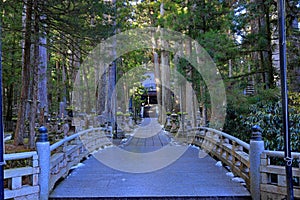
left=4, top=137, right=35, bottom=154
left=5, top=143, right=34, bottom=153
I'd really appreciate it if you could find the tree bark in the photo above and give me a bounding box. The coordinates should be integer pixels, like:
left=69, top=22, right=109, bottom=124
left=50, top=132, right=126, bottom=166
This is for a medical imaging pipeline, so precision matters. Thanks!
left=82, top=63, right=92, bottom=113
left=14, top=0, right=33, bottom=145
left=153, top=51, right=162, bottom=122
left=6, top=49, right=16, bottom=122
left=28, top=0, right=39, bottom=149
left=97, top=65, right=108, bottom=117
left=106, top=0, right=117, bottom=128
left=250, top=0, right=274, bottom=89
left=107, top=63, right=116, bottom=124
left=195, top=41, right=207, bottom=126
left=38, top=14, right=48, bottom=124
left=160, top=2, right=172, bottom=124
left=264, top=4, right=275, bottom=89
left=184, top=39, right=196, bottom=127
left=161, top=49, right=171, bottom=124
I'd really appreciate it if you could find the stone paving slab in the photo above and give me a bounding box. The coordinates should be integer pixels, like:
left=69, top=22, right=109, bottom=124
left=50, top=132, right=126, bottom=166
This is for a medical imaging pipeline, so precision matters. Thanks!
left=50, top=118, right=251, bottom=199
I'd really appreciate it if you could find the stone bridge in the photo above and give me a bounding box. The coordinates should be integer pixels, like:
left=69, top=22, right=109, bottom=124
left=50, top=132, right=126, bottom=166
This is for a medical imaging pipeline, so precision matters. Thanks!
left=3, top=118, right=300, bottom=199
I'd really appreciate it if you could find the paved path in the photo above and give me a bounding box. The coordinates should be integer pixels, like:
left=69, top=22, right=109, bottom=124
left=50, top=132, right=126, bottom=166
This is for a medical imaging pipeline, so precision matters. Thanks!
left=50, top=118, right=251, bottom=199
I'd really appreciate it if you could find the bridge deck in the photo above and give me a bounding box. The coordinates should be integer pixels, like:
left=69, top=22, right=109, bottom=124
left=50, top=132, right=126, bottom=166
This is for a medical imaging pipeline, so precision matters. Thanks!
left=50, top=118, right=251, bottom=199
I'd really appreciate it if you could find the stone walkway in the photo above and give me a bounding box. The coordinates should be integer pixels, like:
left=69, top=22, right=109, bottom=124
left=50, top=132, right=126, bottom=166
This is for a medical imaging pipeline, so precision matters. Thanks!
left=50, top=118, right=251, bottom=199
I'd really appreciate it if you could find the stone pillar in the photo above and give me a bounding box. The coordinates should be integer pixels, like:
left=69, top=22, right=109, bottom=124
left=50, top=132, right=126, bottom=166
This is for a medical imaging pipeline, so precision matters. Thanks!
left=164, top=114, right=172, bottom=131
left=250, top=125, right=264, bottom=200
left=36, top=126, right=50, bottom=200
left=59, top=101, right=66, bottom=118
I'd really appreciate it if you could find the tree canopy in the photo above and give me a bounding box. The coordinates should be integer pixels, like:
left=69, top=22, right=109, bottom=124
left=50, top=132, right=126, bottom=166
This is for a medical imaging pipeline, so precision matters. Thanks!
left=1, top=0, right=299, bottom=150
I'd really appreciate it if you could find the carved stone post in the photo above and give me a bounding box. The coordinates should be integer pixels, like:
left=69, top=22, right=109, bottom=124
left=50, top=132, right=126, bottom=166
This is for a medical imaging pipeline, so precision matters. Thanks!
left=36, top=126, right=50, bottom=200
left=250, top=125, right=264, bottom=200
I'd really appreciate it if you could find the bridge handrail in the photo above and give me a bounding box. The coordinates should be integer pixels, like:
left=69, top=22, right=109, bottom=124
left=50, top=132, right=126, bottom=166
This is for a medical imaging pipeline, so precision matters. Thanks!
left=4, top=151, right=37, bottom=161
left=3, top=151, right=39, bottom=199
left=50, top=127, right=104, bottom=152
left=260, top=150, right=300, bottom=199
left=48, top=127, right=111, bottom=194
left=3, top=127, right=110, bottom=200
left=5, top=124, right=299, bottom=200
left=197, top=127, right=250, bottom=150
left=191, top=126, right=251, bottom=190
left=192, top=127, right=300, bottom=199
left=263, top=150, right=300, bottom=158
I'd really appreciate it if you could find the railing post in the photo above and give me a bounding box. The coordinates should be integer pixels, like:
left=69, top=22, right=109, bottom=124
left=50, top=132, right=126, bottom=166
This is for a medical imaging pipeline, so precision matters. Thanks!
left=231, top=141, right=237, bottom=166
left=250, top=125, right=264, bottom=200
left=36, top=126, right=50, bottom=200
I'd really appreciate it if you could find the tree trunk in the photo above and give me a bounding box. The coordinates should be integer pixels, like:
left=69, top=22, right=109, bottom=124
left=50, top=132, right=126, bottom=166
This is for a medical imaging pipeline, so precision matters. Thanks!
left=185, top=39, right=196, bottom=127
left=38, top=15, right=48, bottom=124
left=6, top=49, right=15, bottom=122
left=97, top=65, right=108, bottom=117
left=28, top=52, right=38, bottom=149
left=61, top=64, right=67, bottom=115
left=123, top=73, right=129, bottom=113
left=81, top=63, right=92, bottom=113
left=106, top=0, right=117, bottom=128
left=5, top=85, right=13, bottom=122
left=107, top=62, right=116, bottom=125
left=195, top=41, right=207, bottom=126
left=250, top=0, right=274, bottom=89
left=160, top=2, right=171, bottom=124
left=153, top=51, right=162, bottom=122
left=69, top=44, right=81, bottom=107
left=161, top=49, right=171, bottom=124
left=14, top=0, right=33, bottom=145
left=28, top=0, right=39, bottom=149
left=264, top=4, right=275, bottom=89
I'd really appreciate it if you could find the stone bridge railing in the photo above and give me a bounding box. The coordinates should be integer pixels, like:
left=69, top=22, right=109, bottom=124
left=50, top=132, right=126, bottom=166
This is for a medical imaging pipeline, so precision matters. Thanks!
left=192, top=127, right=250, bottom=186
left=4, top=124, right=300, bottom=199
left=191, top=126, right=300, bottom=200
left=260, top=150, right=300, bottom=199
left=4, top=152, right=39, bottom=199
left=4, top=127, right=112, bottom=200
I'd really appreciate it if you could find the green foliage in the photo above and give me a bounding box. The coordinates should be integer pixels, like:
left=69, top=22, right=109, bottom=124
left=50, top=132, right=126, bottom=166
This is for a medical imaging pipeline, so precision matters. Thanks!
left=289, top=92, right=300, bottom=112
left=224, top=89, right=300, bottom=152
left=2, top=0, right=300, bottom=148
left=116, top=111, right=124, bottom=116
left=2, top=1, right=23, bottom=90
left=131, top=83, right=146, bottom=105
left=240, top=100, right=300, bottom=152
left=130, top=83, right=146, bottom=120
left=197, top=30, right=238, bottom=71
